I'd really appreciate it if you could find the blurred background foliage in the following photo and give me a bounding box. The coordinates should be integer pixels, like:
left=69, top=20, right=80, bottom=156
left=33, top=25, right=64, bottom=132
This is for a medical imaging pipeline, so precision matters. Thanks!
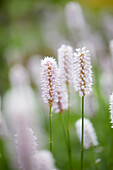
left=0, top=0, right=113, bottom=170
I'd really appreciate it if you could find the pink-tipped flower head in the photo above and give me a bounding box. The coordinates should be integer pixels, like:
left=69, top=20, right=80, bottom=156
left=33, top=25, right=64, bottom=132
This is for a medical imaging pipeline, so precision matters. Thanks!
left=73, top=46, right=93, bottom=97
left=41, top=57, right=59, bottom=107
left=109, top=93, right=113, bottom=128
left=75, top=118, right=98, bottom=149
left=58, top=44, right=73, bottom=85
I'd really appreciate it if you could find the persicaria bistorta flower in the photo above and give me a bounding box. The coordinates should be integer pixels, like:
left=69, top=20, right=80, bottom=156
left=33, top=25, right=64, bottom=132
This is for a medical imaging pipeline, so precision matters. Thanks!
left=58, top=44, right=73, bottom=85
left=32, top=150, right=56, bottom=170
left=75, top=118, right=98, bottom=149
left=109, top=93, right=113, bottom=128
left=73, top=46, right=93, bottom=97
left=52, top=84, right=68, bottom=114
left=41, top=57, right=59, bottom=107
left=15, top=127, right=38, bottom=170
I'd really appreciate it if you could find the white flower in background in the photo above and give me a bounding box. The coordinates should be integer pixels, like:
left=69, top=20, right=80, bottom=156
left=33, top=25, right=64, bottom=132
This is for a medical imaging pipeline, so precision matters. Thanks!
left=15, top=127, right=38, bottom=170
left=109, top=40, right=113, bottom=57
left=58, top=44, right=73, bottom=85
left=40, top=57, right=59, bottom=107
left=85, top=94, right=99, bottom=117
left=109, top=93, right=113, bottom=128
left=3, top=64, right=38, bottom=132
left=95, top=158, right=101, bottom=164
left=90, top=33, right=105, bottom=56
left=73, top=46, right=93, bottom=97
left=9, top=64, right=30, bottom=87
left=102, top=14, right=113, bottom=40
left=52, top=84, right=68, bottom=114
left=99, top=71, right=113, bottom=97
left=75, top=118, right=98, bottom=149
left=3, top=64, right=46, bottom=170
left=109, top=40, right=113, bottom=68
left=27, top=55, right=41, bottom=87
left=65, top=2, right=87, bottom=36
left=3, top=86, right=37, bottom=131
left=32, top=150, right=56, bottom=170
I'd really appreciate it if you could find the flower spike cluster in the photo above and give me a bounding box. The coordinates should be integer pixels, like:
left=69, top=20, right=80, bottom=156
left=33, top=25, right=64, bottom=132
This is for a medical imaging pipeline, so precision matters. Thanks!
left=58, top=44, right=73, bottom=85
left=109, top=93, right=113, bottom=128
left=73, top=47, right=93, bottom=97
left=75, top=118, right=98, bottom=149
left=41, top=57, right=59, bottom=107
left=52, top=84, right=68, bottom=114
left=32, top=150, right=56, bottom=170
left=15, top=127, right=38, bottom=170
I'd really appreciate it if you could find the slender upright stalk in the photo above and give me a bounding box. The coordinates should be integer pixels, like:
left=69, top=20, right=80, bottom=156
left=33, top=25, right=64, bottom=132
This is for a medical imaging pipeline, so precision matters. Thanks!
left=49, top=106, right=52, bottom=152
left=67, top=84, right=73, bottom=170
left=81, top=96, right=84, bottom=170
left=60, top=113, right=67, bottom=144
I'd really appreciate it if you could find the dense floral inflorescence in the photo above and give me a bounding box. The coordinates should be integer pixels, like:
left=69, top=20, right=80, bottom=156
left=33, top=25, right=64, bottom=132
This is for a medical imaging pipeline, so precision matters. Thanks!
left=109, top=93, right=113, bottom=128
left=75, top=118, right=98, bottom=149
left=52, top=84, right=68, bottom=114
left=32, top=150, right=56, bottom=170
left=41, top=57, right=59, bottom=107
left=15, top=127, right=38, bottom=170
left=58, top=44, right=73, bottom=85
left=73, top=46, right=93, bottom=97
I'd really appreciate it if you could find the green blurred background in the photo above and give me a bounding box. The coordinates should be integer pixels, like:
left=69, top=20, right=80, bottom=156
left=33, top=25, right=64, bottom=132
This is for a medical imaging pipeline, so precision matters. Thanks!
left=0, top=0, right=113, bottom=170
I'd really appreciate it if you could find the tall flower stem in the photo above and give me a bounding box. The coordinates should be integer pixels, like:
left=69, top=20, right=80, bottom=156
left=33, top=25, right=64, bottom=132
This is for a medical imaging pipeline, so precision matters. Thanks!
left=60, top=113, right=73, bottom=165
left=81, top=96, right=84, bottom=170
left=67, top=84, right=73, bottom=170
left=49, top=106, right=52, bottom=152
left=60, top=113, right=67, bottom=144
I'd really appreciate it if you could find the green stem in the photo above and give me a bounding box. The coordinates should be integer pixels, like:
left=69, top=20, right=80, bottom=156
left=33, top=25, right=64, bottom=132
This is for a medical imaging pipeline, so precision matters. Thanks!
left=67, top=84, right=73, bottom=170
left=60, top=113, right=67, bottom=144
left=49, top=106, right=52, bottom=152
left=81, top=96, right=84, bottom=170
left=60, top=112, right=73, bottom=165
